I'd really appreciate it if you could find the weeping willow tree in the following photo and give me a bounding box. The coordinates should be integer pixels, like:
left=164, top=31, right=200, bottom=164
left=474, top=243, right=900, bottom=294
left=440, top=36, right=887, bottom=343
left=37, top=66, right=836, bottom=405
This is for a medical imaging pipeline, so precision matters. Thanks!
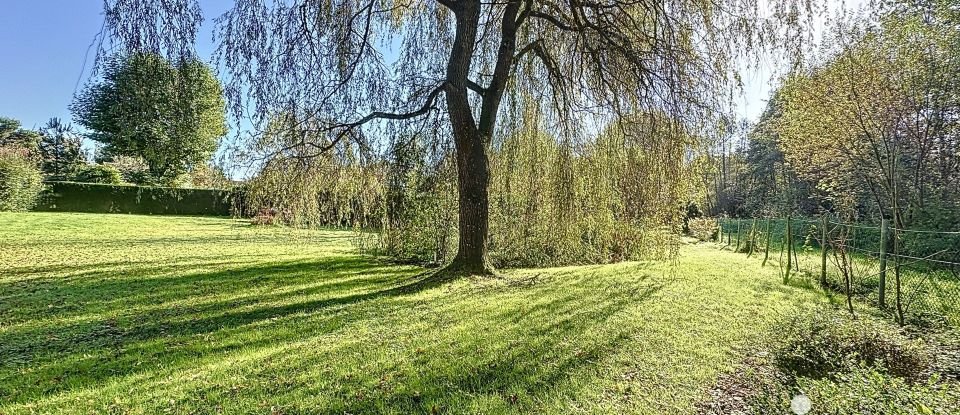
left=99, top=0, right=816, bottom=276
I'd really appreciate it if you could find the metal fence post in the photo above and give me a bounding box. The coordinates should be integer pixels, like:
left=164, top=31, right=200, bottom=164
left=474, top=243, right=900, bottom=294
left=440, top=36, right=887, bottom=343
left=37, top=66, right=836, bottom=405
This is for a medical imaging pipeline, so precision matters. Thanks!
left=785, top=216, right=793, bottom=279
left=735, top=220, right=742, bottom=253
left=726, top=222, right=732, bottom=247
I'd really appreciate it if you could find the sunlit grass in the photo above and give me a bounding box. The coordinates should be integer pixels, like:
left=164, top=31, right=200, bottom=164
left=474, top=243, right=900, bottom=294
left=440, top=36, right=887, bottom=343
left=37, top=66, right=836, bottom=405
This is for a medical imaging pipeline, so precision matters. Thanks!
left=0, top=212, right=829, bottom=414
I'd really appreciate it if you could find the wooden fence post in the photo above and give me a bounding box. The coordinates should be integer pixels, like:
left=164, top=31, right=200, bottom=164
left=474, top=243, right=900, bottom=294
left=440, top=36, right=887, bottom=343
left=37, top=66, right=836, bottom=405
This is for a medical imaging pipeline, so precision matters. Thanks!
left=726, top=221, right=732, bottom=247
left=878, top=218, right=889, bottom=308
left=735, top=220, right=742, bottom=253
left=820, top=215, right=829, bottom=287
left=762, top=218, right=771, bottom=266
left=747, top=218, right=757, bottom=257
left=785, top=216, right=793, bottom=279
left=893, top=225, right=904, bottom=325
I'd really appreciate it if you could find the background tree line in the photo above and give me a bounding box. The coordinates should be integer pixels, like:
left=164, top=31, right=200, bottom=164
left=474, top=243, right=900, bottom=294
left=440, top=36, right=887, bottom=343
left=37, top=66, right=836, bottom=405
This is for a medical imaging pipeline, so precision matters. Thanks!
left=707, top=0, right=959, bottom=232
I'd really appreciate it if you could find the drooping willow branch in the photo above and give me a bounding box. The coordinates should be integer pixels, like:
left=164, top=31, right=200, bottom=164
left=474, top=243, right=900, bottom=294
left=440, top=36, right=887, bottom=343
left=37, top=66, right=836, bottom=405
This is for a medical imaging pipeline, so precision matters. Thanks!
left=95, top=0, right=818, bottom=159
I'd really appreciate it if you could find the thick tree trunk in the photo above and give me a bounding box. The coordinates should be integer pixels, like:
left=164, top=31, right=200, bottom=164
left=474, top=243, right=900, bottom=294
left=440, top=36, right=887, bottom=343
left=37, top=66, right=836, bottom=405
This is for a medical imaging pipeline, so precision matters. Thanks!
left=446, top=129, right=494, bottom=275
left=438, top=0, right=519, bottom=276
left=438, top=1, right=495, bottom=276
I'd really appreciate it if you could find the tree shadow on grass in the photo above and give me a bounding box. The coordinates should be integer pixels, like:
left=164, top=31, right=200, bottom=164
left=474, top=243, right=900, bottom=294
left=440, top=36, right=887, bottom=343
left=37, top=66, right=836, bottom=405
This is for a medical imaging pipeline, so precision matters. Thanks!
left=1, top=257, right=666, bottom=413
left=4, top=233, right=353, bottom=251
left=33, top=273, right=660, bottom=413
left=288, top=278, right=661, bottom=413
left=0, top=255, right=433, bottom=403
left=1, top=255, right=405, bottom=314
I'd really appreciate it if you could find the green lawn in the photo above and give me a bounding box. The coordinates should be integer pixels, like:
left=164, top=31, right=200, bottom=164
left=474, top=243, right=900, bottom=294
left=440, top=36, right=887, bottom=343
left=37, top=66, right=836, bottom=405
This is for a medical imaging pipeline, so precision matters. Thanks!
left=0, top=213, right=828, bottom=414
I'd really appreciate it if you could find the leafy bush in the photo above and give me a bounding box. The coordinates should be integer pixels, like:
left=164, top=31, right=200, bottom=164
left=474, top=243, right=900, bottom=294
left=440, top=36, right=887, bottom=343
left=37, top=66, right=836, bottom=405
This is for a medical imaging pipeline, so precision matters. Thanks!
left=706, top=309, right=957, bottom=414
left=738, top=365, right=960, bottom=415
left=105, top=155, right=152, bottom=184
left=799, top=365, right=960, bottom=414
left=72, top=164, right=124, bottom=184
left=380, top=191, right=457, bottom=265
left=377, top=151, right=458, bottom=265
left=687, top=217, right=719, bottom=241
left=776, top=310, right=931, bottom=380
left=188, top=163, right=231, bottom=189
left=0, top=151, right=44, bottom=211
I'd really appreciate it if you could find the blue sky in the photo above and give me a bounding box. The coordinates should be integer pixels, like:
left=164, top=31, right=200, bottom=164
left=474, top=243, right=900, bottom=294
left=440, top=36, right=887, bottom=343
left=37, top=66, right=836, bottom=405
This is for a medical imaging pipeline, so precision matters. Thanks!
left=0, top=1, right=862, bottom=138
left=0, top=1, right=104, bottom=130
left=0, top=0, right=231, bottom=131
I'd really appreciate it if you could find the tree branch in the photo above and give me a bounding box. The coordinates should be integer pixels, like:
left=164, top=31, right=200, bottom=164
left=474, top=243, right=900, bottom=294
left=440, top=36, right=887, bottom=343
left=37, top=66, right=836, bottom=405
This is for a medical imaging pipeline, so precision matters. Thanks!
left=277, top=82, right=447, bottom=157
left=467, top=79, right=487, bottom=96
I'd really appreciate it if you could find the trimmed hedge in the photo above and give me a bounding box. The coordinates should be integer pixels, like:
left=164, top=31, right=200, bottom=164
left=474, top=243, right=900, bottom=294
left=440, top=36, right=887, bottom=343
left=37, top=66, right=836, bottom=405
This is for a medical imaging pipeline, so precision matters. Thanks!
left=35, top=181, right=238, bottom=216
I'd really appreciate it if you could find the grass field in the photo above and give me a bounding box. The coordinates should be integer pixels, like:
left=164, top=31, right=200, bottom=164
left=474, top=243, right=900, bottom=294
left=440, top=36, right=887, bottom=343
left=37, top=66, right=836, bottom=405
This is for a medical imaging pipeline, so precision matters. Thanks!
left=719, top=218, right=960, bottom=327
left=0, top=213, right=833, bottom=414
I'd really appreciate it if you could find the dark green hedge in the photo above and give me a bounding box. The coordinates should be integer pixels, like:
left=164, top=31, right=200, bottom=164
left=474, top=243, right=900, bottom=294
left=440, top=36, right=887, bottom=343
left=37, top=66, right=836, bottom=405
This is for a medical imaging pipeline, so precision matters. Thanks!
left=35, top=181, right=238, bottom=216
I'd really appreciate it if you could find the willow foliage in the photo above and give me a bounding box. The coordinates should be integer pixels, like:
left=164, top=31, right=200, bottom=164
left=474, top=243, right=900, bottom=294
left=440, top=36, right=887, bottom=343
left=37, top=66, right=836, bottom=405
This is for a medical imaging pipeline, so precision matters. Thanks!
left=366, top=112, right=696, bottom=268
left=243, top=115, right=384, bottom=229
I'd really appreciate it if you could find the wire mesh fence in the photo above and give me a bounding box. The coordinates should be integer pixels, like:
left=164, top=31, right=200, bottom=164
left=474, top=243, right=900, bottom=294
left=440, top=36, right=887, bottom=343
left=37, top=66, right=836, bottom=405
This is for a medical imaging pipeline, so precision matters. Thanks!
left=718, top=217, right=960, bottom=327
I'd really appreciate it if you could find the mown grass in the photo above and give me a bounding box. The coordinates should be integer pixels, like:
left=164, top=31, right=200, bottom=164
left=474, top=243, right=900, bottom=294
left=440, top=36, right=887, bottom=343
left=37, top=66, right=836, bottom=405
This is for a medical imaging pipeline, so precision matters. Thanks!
left=720, top=218, right=960, bottom=327
left=0, top=212, right=831, bottom=414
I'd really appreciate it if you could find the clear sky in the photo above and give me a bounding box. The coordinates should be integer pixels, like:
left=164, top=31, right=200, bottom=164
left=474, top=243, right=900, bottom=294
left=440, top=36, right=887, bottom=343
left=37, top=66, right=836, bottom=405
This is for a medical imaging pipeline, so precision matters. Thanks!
left=0, top=1, right=104, bottom=131
left=0, top=1, right=864, bottom=135
left=0, top=0, right=231, bottom=131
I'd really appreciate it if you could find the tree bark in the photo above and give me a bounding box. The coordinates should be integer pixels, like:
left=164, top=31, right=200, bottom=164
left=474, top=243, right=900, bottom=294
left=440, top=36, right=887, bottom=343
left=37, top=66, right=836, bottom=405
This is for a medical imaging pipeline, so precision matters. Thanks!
left=438, top=0, right=522, bottom=276
left=448, top=129, right=494, bottom=274
left=440, top=0, right=496, bottom=276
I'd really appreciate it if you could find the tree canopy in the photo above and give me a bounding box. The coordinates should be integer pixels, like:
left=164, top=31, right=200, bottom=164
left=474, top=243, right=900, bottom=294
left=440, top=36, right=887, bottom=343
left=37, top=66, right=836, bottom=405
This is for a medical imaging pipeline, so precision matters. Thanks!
left=72, top=52, right=227, bottom=185
left=0, top=117, right=41, bottom=152
left=776, top=1, right=960, bottom=225
left=38, top=118, right=85, bottom=180
left=705, top=0, right=960, bottom=230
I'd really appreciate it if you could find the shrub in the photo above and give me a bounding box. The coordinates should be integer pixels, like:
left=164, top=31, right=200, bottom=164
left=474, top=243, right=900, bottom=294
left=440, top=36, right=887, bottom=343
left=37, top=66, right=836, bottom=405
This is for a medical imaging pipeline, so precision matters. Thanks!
left=72, top=164, right=124, bottom=184
left=736, top=363, right=960, bottom=415
left=687, top=217, right=719, bottom=241
left=105, top=155, right=152, bottom=184
left=776, top=310, right=931, bottom=380
left=0, top=151, right=43, bottom=211
left=799, top=365, right=960, bottom=414
left=705, top=309, right=956, bottom=414
left=379, top=185, right=457, bottom=265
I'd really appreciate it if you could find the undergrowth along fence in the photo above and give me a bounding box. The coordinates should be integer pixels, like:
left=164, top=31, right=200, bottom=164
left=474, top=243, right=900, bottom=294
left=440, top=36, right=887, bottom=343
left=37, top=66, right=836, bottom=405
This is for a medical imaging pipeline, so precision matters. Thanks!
left=718, top=217, right=960, bottom=328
